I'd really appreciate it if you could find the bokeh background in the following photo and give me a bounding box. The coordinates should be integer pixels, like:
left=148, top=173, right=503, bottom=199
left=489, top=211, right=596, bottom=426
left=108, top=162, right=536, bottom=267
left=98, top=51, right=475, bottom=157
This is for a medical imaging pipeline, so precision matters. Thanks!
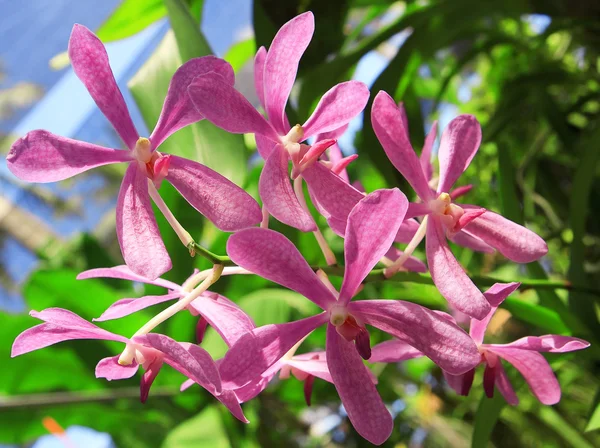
left=1, top=0, right=599, bottom=446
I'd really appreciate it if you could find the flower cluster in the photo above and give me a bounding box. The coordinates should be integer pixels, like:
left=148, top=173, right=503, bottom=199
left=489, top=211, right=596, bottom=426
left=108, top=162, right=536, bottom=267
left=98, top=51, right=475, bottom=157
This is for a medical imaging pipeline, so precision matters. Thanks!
left=7, top=13, right=589, bottom=445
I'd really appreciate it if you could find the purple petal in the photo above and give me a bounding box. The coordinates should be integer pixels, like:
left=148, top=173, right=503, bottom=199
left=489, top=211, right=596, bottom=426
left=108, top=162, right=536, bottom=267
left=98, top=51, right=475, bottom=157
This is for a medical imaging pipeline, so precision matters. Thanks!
left=426, top=218, right=490, bottom=319
left=259, top=147, right=316, bottom=232
left=384, top=247, right=428, bottom=273
left=284, top=357, right=332, bottom=383
left=76, top=265, right=180, bottom=291
left=255, top=133, right=278, bottom=160
left=12, top=308, right=129, bottom=357
left=495, top=361, right=519, bottom=405
left=254, top=46, right=267, bottom=108
left=216, top=389, right=249, bottom=423
left=340, top=189, right=408, bottom=303
left=406, top=202, right=431, bottom=219
left=483, top=363, right=496, bottom=398
left=188, top=292, right=256, bottom=347
left=395, top=219, right=419, bottom=243
left=326, top=325, right=392, bottom=445
left=263, top=12, right=314, bottom=134
left=371, top=91, right=432, bottom=200
left=420, top=121, right=437, bottom=181
left=140, top=354, right=163, bottom=403
left=116, top=164, right=171, bottom=280
left=469, top=282, right=521, bottom=345
left=449, top=231, right=495, bottom=254
left=463, top=209, right=548, bottom=263
left=96, top=356, right=139, bottom=381
left=489, top=335, right=590, bottom=353
left=219, top=313, right=327, bottom=388
left=188, top=73, right=280, bottom=141
left=150, top=56, right=235, bottom=148
left=369, top=339, right=423, bottom=363
left=228, top=228, right=336, bottom=309
left=437, top=115, right=481, bottom=194
left=444, top=369, right=476, bottom=396
left=7, top=130, right=132, bottom=183
left=69, top=25, right=138, bottom=148
left=166, top=155, right=262, bottom=231
left=302, top=81, right=370, bottom=139
left=233, top=361, right=283, bottom=403
left=486, top=346, right=561, bottom=405
left=350, top=300, right=480, bottom=375
left=94, top=292, right=182, bottom=322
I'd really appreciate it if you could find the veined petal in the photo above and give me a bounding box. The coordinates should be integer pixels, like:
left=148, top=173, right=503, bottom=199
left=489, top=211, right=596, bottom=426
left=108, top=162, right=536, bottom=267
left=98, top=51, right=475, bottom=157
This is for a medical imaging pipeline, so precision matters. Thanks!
left=284, top=358, right=332, bottom=383
left=227, top=228, right=336, bottom=309
left=350, top=300, right=480, bottom=375
left=426, top=218, right=490, bottom=320
left=395, top=219, right=419, bottom=244
left=7, top=130, right=132, bottom=183
left=166, top=155, right=262, bottom=231
left=469, top=282, right=520, bottom=345
left=420, top=121, right=437, bottom=181
left=215, top=389, right=248, bottom=423
left=259, top=147, right=316, bottom=232
left=340, top=189, right=408, bottom=303
left=437, top=115, right=481, bottom=194
left=449, top=231, right=494, bottom=254
left=488, top=335, right=590, bottom=353
left=444, top=369, right=476, bottom=396
left=150, top=56, right=235, bottom=148
left=94, top=292, right=182, bottom=322
left=76, top=265, right=180, bottom=291
left=117, top=165, right=171, bottom=280
left=371, top=91, right=432, bottom=200
left=263, top=12, right=314, bottom=134
left=384, top=247, right=428, bottom=273
left=463, top=209, right=548, bottom=263
left=326, top=325, right=392, bottom=445
left=69, top=24, right=138, bottom=148
left=12, top=308, right=129, bottom=357
left=219, top=313, right=327, bottom=388
left=495, top=361, right=519, bottom=405
left=254, top=46, right=267, bottom=108
left=188, top=292, right=256, bottom=347
left=96, top=356, right=138, bottom=381
left=188, top=73, right=280, bottom=141
left=255, top=133, right=278, bottom=159
left=234, top=361, right=284, bottom=403
left=302, top=81, right=370, bottom=139
left=406, top=202, right=431, bottom=219
left=486, top=346, right=561, bottom=405
left=369, top=339, right=423, bottom=363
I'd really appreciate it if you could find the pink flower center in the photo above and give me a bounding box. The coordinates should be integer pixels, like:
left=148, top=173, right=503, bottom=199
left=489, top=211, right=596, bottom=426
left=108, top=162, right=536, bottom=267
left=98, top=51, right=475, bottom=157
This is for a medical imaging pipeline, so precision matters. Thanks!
left=134, top=137, right=171, bottom=189
left=428, top=192, right=465, bottom=230
left=329, top=306, right=371, bottom=359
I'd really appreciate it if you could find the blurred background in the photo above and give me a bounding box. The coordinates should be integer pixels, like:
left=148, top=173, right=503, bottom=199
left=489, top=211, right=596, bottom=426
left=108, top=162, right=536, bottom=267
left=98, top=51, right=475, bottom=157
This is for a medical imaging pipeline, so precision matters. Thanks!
left=1, top=0, right=599, bottom=446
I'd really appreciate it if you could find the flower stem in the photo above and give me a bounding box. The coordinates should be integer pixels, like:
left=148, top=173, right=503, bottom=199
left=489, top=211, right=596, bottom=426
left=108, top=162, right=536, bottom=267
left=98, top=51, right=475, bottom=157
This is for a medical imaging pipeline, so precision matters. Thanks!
left=384, top=215, right=428, bottom=277
left=147, top=180, right=193, bottom=248
left=261, top=206, right=270, bottom=228
left=189, top=242, right=234, bottom=266
left=293, top=176, right=337, bottom=266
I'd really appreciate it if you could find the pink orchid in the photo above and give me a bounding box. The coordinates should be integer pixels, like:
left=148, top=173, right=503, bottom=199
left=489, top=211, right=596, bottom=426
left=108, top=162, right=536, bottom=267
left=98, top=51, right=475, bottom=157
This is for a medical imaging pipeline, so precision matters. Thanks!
left=187, top=12, right=369, bottom=232
left=371, top=90, right=548, bottom=319
left=77, top=265, right=255, bottom=346
left=217, top=189, right=480, bottom=445
left=11, top=308, right=246, bottom=421
left=444, top=283, right=590, bottom=405
left=6, top=25, right=262, bottom=280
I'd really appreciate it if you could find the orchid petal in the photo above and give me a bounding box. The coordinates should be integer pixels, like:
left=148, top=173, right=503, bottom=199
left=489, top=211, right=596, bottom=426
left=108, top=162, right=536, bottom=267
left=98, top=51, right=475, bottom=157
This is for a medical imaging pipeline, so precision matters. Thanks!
left=420, top=121, right=437, bottom=181
left=188, top=292, right=256, bottom=347
left=369, top=339, right=423, bottom=363
left=12, top=308, right=129, bottom=357
left=284, top=358, right=332, bottom=383
left=469, top=282, right=521, bottom=345
left=69, top=25, right=138, bottom=148
left=263, top=12, right=314, bottom=134
left=463, top=209, right=548, bottom=263
left=7, top=131, right=132, bottom=183
left=255, top=133, right=278, bottom=159
left=340, top=189, right=408, bottom=303
left=437, top=115, right=481, bottom=193
left=188, top=73, right=280, bottom=141
left=406, top=202, right=431, bottom=219
left=495, top=361, right=519, bottom=405
left=384, top=247, right=428, bottom=273
left=96, top=356, right=138, bottom=381
left=166, top=155, right=262, bottom=231
left=140, top=355, right=163, bottom=403
left=489, top=335, right=590, bottom=353
left=116, top=164, right=171, bottom=280
left=350, top=300, right=480, bottom=374
left=449, top=231, right=495, bottom=254
left=216, top=390, right=249, bottom=423
left=302, top=81, right=370, bottom=139
left=77, top=265, right=180, bottom=291
left=227, top=228, right=336, bottom=309
left=219, top=313, right=327, bottom=388
left=326, top=325, right=392, bottom=445
left=426, top=218, right=490, bottom=319
left=450, top=184, right=473, bottom=200
left=259, top=147, right=316, bottom=232
left=372, top=91, right=432, bottom=200
left=444, top=369, right=476, bottom=396
left=395, top=219, right=419, bottom=243
left=254, top=46, right=267, bottom=108
left=234, top=361, right=284, bottom=403
left=486, top=346, right=561, bottom=405
left=94, top=292, right=182, bottom=322
left=150, top=56, right=235, bottom=148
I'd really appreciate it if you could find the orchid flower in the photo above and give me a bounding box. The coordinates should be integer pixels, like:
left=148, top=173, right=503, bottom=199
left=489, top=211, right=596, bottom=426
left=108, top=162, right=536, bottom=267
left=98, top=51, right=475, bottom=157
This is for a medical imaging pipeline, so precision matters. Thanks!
left=371, top=90, right=548, bottom=319
left=216, top=189, right=480, bottom=445
left=6, top=25, right=261, bottom=280
left=186, top=12, right=369, bottom=237
left=444, top=283, right=590, bottom=405
left=77, top=265, right=255, bottom=347
left=11, top=308, right=247, bottom=421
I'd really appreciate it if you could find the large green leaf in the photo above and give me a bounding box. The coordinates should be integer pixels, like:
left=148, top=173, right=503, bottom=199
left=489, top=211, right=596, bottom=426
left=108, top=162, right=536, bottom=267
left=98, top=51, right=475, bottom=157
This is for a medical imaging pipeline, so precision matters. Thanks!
left=471, top=393, right=506, bottom=447
left=96, top=0, right=167, bottom=43
left=163, top=406, right=229, bottom=447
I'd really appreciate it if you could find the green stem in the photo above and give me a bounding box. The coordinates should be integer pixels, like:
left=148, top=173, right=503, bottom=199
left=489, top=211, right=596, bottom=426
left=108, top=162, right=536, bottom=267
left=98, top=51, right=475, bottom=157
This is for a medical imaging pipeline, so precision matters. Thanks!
left=190, top=242, right=234, bottom=266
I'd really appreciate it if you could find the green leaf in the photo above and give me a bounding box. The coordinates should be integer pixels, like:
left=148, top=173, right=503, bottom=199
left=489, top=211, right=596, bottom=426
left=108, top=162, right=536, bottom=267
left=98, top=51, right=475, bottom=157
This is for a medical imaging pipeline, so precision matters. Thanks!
left=96, top=0, right=167, bottom=43
left=162, top=406, right=229, bottom=448
left=586, top=390, right=600, bottom=432
left=502, top=297, right=569, bottom=334
left=164, top=0, right=212, bottom=60
left=224, top=39, right=257, bottom=73
left=471, top=393, right=506, bottom=447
